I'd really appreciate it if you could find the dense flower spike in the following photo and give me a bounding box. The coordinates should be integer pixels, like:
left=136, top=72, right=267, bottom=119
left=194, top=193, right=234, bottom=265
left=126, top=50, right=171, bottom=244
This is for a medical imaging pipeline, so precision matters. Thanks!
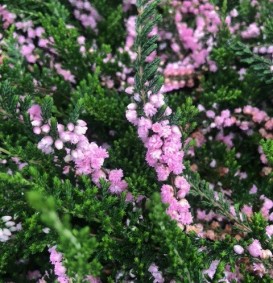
left=126, top=94, right=192, bottom=225
left=49, top=246, right=70, bottom=283
left=126, top=0, right=192, bottom=226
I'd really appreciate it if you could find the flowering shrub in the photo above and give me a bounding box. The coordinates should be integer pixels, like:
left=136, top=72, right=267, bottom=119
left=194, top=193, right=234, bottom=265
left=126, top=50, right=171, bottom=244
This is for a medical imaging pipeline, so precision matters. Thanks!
left=1, top=0, right=273, bottom=282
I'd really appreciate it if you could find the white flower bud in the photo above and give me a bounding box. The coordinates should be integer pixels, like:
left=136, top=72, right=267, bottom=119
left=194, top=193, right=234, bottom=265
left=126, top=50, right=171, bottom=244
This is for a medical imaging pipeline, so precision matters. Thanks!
left=2, top=216, right=12, bottom=222
left=233, top=245, right=244, bottom=255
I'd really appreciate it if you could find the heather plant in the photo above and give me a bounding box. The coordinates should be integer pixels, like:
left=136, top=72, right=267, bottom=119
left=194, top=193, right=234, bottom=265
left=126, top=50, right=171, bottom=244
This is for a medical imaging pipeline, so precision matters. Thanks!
left=1, top=0, right=273, bottom=282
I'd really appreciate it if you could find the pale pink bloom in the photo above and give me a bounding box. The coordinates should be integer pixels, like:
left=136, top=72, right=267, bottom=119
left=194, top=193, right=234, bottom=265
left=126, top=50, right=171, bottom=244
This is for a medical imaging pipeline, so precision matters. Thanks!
left=41, top=124, right=51, bottom=133
left=144, top=102, right=157, bottom=117
left=206, top=110, right=215, bottom=118
left=248, top=239, right=262, bottom=258
left=233, top=245, right=244, bottom=255
left=77, top=36, right=85, bottom=45
left=33, top=126, right=41, bottom=135
left=241, top=205, right=253, bottom=217
left=249, top=184, right=258, bottom=194
left=55, top=140, right=64, bottom=150
left=126, top=109, right=138, bottom=125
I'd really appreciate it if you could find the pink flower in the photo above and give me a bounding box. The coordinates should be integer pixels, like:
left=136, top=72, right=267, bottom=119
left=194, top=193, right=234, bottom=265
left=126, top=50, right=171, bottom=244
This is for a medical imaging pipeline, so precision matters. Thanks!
left=206, top=110, right=215, bottom=118
left=174, top=176, right=190, bottom=198
left=28, top=104, right=42, bottom=121
left=144, top=102, right=157, bottom=117
left=35, top=27, right=45, bottom=37
left=125, top=86, right=134, bottom=94
left=37, top=136, right=54, bottom=154
left=147, top=135, right=163, bottom=149
left=161, top=185, right=174, bottom=204
left=126, top=109, right=138, bottom=125
left=108, top=169, right=127, bottom=194
left=109, top=169, right=124, bottom=183
left=150, top=94, right=164, bottom=108
left=148, top=263, right=164, bottom=283
left=33, top=126, right=41, bottom=135
left=49, top=246, right=62, bottom=263
left=241, top=205, right=253, bottom=217
left=48, top=246, right=70, bottom=282
left=203, top=260, right=220, bottom=279
left=155, top=165, right=170, bottom=181
left=55, top=262, right=66, bottom=277
left=77, top=36, right=85, bottom=45
left=248, top=239, right=262, bottom=258
left=38, top=38, right=49, bottom=48
left=249, top=184, right=258, bottom=194
left=241, top=23, right=260, bottom=39
left=55, top=139, right=64, bottom=150
left=41, top=124, right=51, bottom=133
left=20, top=44, right=35, bottom=56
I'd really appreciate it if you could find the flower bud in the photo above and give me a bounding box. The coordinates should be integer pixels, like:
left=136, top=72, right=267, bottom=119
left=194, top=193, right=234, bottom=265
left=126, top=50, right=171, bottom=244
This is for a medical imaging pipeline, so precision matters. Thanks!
left=234, top=245, right=244, bottom=255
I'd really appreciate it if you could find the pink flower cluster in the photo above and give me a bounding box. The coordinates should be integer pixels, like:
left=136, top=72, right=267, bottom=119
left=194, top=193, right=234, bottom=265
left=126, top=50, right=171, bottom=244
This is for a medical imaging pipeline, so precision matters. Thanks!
left=248, top=239, right=272, bottom=261
left=49, top=247, right=101, bottom=282
left=201, top=105, right=273, bottom=165
left=77, top=35, right=87, bottom=55
left=6, top=16, right=77, bottom=83
left=49, top=246, right=69, bottom=283
left=253, top=45, right=273, bottom=61
left=225, top=6, right=261, bottom=39
left=260, top=195, right=273, bottom=220
left=225, top=9, right=240, bottom=34
left=68, top=0, right=101, bottom=31
left=14, top=20, right=52, bottom=64
left=0, top=5, right=16, bottom=29
left=126, top=92, right=192, bottom=225
left=161, top=184, right=192, bottom=225
left=28, top=104, right=128, bottom=195
left=148, top=263, right=164, bottom=283
left=126, top=94, right=183, bottom=180
left=241, top=23, right=260, bottom=39
left=163, top=0, right=220, bottom=92
left=55, top=63, right=76, bottom=83
left=121, top=0, right=220, bottom=93
left=243, top=106, right=268, bottom=124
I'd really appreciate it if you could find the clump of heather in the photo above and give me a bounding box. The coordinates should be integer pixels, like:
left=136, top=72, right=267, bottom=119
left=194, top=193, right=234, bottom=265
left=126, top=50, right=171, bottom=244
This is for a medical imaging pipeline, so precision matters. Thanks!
left=1, top=0, right=273, bottom=282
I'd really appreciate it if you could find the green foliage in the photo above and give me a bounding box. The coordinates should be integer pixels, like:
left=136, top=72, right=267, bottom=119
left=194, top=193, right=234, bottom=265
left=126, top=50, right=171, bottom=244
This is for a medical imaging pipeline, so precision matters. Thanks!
left=134, top=0, right=163, bottom=99
left=1, top=0, right=273, bottom=282
left=170, top=97, right=199, bottom=140
left=203, top=86, right=242, bottom=106
left=230, top=41, right=273, bottom=85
